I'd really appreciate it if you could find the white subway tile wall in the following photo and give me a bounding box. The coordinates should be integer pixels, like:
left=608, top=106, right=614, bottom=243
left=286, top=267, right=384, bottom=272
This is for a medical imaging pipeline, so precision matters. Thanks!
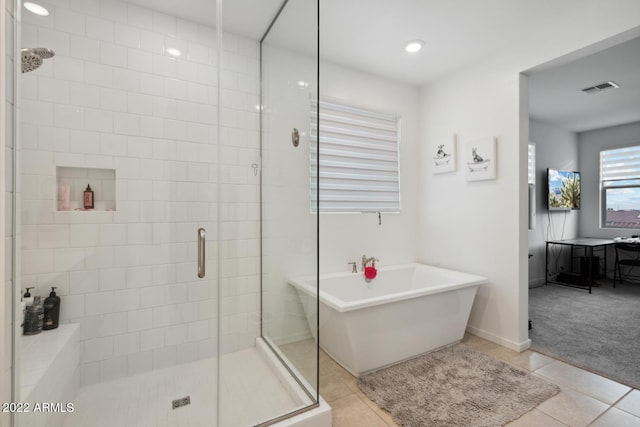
left=20, top=0, right=260, bottom=386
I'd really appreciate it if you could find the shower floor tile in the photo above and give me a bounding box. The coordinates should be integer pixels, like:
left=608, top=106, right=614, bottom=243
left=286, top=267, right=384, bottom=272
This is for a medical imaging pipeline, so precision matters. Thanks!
left=63, top=347, right=303, bottom=427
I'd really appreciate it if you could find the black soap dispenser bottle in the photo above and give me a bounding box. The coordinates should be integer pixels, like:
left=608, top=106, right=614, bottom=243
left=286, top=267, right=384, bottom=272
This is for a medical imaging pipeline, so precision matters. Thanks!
left=43, top=287, right=60, bottom=330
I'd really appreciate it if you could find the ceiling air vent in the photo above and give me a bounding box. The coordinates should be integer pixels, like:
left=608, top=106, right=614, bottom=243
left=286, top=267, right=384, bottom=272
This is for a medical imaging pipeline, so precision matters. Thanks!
left=581, top=81, right=620, bottom=94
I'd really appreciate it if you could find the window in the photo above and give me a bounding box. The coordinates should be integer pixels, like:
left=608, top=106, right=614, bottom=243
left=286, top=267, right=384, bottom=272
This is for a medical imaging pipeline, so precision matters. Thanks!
left=528, top=143, right=536, bottom=185
left=310, top=100, right=400, bottom=213
left=600, top=145, right=640, bottom=228
left=528, top=143, right=535, bottom=230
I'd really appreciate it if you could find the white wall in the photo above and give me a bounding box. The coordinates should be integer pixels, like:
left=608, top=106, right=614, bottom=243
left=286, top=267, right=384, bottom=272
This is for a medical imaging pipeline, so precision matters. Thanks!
left=419, top=4, right=640, bottom=351
left=420, top=71, right=526, bottom=349
left=319, top=62, right=420, bottom=273
left=579, top=121, right=640, bottom=240
left=528, top=119, right=579, bottom=285
left=17, top=0, right=261, bottom=387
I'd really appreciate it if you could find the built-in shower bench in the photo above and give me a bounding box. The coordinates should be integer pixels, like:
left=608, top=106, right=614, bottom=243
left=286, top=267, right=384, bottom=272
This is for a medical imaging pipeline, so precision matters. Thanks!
left=19, top=323, right=80, bottom=427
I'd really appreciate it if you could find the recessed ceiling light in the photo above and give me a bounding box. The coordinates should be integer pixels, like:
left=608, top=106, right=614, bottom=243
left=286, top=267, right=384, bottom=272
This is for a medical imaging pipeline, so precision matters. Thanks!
left=405, top=40, right=424, bottom=53
left=165, top=47, right=182, bottom=57
left=404, top=40, right=424, bottom=53
left=24, top=2, right=49, bottom=16
left=297, top=80, right=309, bottom=88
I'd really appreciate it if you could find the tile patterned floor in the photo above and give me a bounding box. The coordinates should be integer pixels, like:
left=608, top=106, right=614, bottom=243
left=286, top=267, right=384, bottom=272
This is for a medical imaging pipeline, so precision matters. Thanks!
left=322, top=333, right=640, bottom=427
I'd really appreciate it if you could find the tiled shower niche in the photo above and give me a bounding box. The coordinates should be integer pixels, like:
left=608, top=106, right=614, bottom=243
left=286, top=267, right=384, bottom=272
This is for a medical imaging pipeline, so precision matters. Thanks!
left=56, top=167, right=116, bottom=211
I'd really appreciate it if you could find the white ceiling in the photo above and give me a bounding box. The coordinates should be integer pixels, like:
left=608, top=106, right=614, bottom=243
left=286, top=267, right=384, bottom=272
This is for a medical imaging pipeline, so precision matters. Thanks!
left=528, top=37, right=640, bottom=133
left=126, top=0, right=640, bottom=132
left=125, top=0, right=283, bottom=39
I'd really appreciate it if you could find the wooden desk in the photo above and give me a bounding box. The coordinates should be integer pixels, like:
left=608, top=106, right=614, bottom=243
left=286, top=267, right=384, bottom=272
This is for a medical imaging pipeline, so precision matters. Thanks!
left=545, top=238, right=615, bottom=293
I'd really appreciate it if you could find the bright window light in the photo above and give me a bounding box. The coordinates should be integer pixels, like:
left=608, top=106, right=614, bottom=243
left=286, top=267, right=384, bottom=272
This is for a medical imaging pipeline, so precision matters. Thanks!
left=24, top=2, right=49, bottom=16
left=404, top=40, right=424, bottom=53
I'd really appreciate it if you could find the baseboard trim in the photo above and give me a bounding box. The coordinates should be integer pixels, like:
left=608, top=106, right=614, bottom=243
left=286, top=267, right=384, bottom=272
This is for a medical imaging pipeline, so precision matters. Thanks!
left=529, top=278, right=545, bottom=287
left=466, top=325, right=531, bottom=352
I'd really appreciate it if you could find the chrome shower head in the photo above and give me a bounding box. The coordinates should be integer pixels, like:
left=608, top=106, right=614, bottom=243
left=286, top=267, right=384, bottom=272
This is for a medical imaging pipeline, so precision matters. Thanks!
left=21, top=47, right=55, bottom=73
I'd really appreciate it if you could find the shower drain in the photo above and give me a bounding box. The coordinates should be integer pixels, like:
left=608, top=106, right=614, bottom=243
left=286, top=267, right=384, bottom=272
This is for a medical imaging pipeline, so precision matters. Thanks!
left=172, top=396, right=191, bottom=410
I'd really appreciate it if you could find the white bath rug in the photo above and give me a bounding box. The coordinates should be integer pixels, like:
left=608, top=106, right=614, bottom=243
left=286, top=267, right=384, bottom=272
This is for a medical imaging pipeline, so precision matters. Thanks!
left=358, top=343, right=559, bottom=427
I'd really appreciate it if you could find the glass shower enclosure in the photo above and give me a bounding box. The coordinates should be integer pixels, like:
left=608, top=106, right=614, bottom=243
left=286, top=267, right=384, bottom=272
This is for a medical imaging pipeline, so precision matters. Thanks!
left=10, top=0, right=319, bottom=425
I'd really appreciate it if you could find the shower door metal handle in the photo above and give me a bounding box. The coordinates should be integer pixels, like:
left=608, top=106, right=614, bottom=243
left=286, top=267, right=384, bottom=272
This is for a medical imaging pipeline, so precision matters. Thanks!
left=197, top=228, right=206, bottom=278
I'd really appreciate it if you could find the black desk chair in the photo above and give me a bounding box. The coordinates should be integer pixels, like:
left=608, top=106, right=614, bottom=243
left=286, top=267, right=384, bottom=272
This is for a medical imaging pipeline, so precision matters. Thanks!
left=613, top=243, right=640, bottom=287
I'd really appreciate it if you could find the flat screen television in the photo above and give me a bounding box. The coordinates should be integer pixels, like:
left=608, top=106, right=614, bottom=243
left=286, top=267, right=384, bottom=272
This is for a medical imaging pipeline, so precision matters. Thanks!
left=547, top=168, right=581, bottom=210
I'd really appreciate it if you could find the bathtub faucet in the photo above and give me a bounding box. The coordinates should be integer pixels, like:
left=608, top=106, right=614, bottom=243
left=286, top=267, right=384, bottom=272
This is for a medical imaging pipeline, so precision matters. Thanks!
left=348, top=262, right=358, bottom=273
left=362, top=255, right=378, bottom=271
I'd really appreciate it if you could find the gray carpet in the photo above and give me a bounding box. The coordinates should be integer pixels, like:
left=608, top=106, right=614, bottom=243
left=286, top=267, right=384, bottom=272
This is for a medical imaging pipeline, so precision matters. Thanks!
left=530, top=280, right=640, bottom=389
left=358, top=344, right=559, bottom=427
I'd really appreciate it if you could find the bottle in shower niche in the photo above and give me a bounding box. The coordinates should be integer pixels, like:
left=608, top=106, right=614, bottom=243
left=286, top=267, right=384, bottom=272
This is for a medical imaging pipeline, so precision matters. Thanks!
left=43, top=287, right=60, bottom=330
left=83, top=184, right=94, bottom=209
left=58, top=183, right=70, bottom=211
left=23, top=296, right=44, bottom=335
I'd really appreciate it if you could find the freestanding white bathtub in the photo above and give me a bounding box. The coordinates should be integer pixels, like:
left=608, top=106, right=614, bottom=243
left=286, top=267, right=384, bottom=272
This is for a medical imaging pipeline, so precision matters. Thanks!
left=288, top=263, right=488, bottom=376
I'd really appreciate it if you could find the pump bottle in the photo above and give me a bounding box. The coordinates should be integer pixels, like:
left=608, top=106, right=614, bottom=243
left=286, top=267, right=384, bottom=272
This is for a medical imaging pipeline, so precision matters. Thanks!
left=43, top=287, right=60, bottom=330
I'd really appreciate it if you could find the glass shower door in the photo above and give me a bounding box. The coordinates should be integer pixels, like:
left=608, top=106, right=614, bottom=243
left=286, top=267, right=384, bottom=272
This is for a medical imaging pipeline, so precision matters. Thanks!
left=13, top=0, right=319, bottom=424
left=15, top=0, right=221, bottom=425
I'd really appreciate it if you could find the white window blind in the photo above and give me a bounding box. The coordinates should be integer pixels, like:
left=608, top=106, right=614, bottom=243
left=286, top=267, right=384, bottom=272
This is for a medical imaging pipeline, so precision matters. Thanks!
left=600, top=145, right=640, bottom=228
left=528, top=143, right=536, bottom=185
left=310, top=100, right=401, bottom=213
left=600, top=145, right=640, bottom=183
